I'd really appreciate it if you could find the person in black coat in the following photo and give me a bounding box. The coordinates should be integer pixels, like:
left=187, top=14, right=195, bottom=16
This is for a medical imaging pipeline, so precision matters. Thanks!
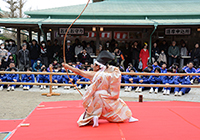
left=47, top=40, right=54, bottom=65
left=77, top=49, right=92, bottom=64
left=122, top=43, right=131, bottom=69
left=53, top=39, right=61, bottom=61
left=0, top=56, right=8, bottom=69
left=131, top=41, right=140, bottom=70
left=66, top=40, right=75, bottom=63
left=151, top=42, right=160, bottom=62
left=159, top=40, right=168, bottom=56
left=18, top=44, right=30, bottom=71
left=29, top=39, right=40, bottom=67
left=191, top=43, right=200, bottom=67
left=40, top=41, right=48, bottom=67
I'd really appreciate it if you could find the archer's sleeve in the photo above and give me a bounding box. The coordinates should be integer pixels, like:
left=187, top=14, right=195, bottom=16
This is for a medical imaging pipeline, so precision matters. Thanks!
left=107, top=66, right=121, bottom=99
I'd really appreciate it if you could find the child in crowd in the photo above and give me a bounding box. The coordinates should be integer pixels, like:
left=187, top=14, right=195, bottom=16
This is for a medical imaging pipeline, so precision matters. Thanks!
left=84, top=60, right=90, bottom=71
left=195, top=66, right=200, bottom=84
left=135, top=68, right=150, bottom=93
left=38, top=67, right=49, bottom=89
left=182, top=62, right=189, bottom=71
left=161, top=62, right=167, bottom=73
left=32, top=60, right=42, bottom=72
left=62, top=69, right=76, bottom=90
left=21, top=67, right=35, bottom=90
left=52, top=65, right=62, bottom=89
left=124, top=67, right=139, bottom=92
left=52, top=59, right=59, bottom=68
left=171, top=66, right=177, bottom=73
left=62, top=71, right=70, bottom=89
left=75, top=66, right=90, bottom=90
left=147, top=65, right=154, bottom=73
left=160, top=62, right=167, bottom=92
left=152, top=61, right=161, bottom=70
left=41, top=64, right=48, bottom=72
left=0, top=68, right=7, bottom=90
left=174, top=63, right=179, bottom=70
left=126, top=63, right=133, bottom=72
left=163, top=69, right=175, bottom=95
left=174, top=69, right=191, bottom=96
left=6, top=67, right=19, bottom=91
left=75, top=60, right=82, bottom=69
left=149, top=67, right=162, bottom=94
left=72, top=62, right=76, bottom=68
left=185, top=62, right=196, bottom=84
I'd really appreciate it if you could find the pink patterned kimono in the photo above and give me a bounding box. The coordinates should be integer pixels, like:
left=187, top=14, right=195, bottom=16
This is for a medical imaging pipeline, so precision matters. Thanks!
left=77, top=66, right=132, bottom=126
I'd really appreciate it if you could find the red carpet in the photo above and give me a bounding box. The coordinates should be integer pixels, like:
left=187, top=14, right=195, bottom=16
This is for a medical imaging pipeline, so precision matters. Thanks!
left=5, top=101, right=200, bottom=140
left=0, top=120, right=23, bottom=133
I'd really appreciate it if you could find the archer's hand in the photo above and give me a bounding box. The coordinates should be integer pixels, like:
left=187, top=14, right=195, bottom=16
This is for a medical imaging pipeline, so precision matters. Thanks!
left=62, top=63, right=69, bottom=69
left=129, top=78, right=133, bottom=82
left=69, top=78, right=73, bottom=81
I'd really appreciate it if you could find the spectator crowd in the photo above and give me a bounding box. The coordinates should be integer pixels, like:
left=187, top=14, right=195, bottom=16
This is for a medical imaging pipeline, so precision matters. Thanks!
left=0, top=38, right=199, bottom=96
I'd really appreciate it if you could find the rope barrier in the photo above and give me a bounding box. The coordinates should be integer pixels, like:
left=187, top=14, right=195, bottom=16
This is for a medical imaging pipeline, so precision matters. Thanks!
left=62, top=0, right=90, bottom=97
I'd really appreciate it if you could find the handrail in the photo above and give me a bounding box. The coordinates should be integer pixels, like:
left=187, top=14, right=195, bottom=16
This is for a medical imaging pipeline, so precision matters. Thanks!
left=0, top=71, right=76, bottom=75
left=77, top=82, right=198, bottom=88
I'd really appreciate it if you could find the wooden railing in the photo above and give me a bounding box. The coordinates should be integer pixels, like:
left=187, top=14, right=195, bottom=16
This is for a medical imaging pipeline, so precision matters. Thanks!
left=0, top=70, right=199, bottom=97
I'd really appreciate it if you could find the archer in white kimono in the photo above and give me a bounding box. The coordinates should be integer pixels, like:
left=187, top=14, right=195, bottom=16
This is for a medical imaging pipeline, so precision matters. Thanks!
left=63, top=50, right=138, bottom=127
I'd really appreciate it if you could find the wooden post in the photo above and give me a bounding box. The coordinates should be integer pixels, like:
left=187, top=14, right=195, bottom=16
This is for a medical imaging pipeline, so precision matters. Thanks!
left=47, top=66, right=53, bottom=97
left=29, top=28, right=32, bottom=42
left=139, top=95, right=143, bottom=102
left=41, top=66, right=60, bottom=97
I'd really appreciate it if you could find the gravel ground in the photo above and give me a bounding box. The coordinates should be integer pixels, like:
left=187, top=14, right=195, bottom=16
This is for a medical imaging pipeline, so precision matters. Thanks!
left=0, top=85, right=200, bottom=140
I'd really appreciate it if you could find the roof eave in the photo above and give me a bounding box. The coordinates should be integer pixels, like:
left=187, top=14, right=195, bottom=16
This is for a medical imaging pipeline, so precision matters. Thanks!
left=25, top=12, right=200, bottom=17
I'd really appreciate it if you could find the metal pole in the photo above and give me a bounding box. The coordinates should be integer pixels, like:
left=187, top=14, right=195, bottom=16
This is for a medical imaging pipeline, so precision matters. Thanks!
left=17, top=28, right=21, bottom=51
left=29, top=28, right=32, bottom=42
left=149, top=24, right=158, bottom=63
left=96, top=27, right=100, bottom=54
left=38, top=23, right=46, bottom=42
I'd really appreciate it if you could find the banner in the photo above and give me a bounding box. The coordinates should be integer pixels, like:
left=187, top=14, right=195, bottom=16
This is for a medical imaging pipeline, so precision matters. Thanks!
left=165, top=28, right=191, bottom=35
left=58, top=28, right=85, bottom=35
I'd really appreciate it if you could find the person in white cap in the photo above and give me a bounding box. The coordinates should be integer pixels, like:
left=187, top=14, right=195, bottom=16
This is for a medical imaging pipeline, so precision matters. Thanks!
left=63, top=50, right=138, bottom=127
left=65, top=40, right=75, bottom=62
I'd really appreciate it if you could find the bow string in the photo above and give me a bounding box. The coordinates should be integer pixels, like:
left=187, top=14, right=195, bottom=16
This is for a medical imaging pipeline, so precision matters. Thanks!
left=63, top=0, right=91, bottom=96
